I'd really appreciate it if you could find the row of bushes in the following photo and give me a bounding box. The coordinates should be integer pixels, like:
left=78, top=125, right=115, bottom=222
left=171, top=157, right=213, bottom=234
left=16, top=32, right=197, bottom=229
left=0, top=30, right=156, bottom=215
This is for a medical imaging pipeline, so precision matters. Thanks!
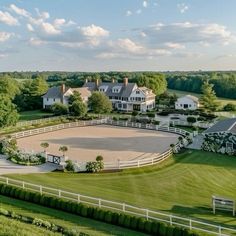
left=0, top=207, right=88, bottom=236
left=0, top=183, right=199, bottom=236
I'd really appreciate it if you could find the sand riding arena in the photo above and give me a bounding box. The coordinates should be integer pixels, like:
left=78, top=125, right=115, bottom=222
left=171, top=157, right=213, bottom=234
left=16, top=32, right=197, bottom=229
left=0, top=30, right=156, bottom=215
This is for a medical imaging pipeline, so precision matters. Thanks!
left=17, top=125, right=179, bottom=163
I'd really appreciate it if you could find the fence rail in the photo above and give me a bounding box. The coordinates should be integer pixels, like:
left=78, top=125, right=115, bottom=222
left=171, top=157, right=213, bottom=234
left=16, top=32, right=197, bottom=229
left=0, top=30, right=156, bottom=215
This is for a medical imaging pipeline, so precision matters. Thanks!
left=0, top=176, right=235, bottom=236
left=9, top=119, right=189, bottom=170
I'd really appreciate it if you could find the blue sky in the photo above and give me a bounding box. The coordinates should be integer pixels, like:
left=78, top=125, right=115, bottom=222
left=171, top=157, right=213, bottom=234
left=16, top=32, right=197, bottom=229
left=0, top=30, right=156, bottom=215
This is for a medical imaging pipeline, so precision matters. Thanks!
left=0, top=0, right=236, bottom=71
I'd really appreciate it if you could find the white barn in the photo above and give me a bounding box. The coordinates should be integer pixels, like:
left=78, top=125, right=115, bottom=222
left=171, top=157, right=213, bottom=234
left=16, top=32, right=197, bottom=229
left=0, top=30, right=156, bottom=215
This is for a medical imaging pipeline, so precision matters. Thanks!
left=175, top=95, right=199, bottom=110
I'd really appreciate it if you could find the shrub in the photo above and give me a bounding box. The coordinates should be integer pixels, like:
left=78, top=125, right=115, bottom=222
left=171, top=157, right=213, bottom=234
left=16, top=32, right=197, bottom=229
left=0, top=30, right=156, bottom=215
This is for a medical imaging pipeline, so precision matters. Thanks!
left=130, top=216, right=138, bottom=230
left=159, top=222, right=167, bottom=236
left=137, top=218, right=146, bottom=232
left=118, top=214, right=126, bottom=226
left=223, top=103, right=236, bottom=111
left=96, top=155, right=103, bottom=162
left=104, top=211, right=112, bottom=223
left=65, top=160, right=75, bottom=172
left=144, top=220, right=152, bottom=234
left=187, top=116, right=197, bottom=124
left=151, top=221, right=160, bottom=234
left=80, top=205, right=88, bottom=217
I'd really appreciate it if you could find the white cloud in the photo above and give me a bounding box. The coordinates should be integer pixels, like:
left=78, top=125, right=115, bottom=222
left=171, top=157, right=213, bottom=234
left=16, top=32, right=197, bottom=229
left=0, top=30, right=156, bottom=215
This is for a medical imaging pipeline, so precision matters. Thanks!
left=115, top=38, right=144, bottom=53
left=126, top=10, right=132, bottom=16
left=165, top=42, right=185, bottom=49
left=0, top=11, right=18, bottom=26
left=29, top=37, right=45, bottom=46
left=10, top=4, right=30, bottom=17
left=26, top=23, right=34, bottom=32
left=80, top=24, right=109, bottom=37
left=143, top=1, right=148, bottom=8
left=0, top=32, right=13, bottom=42
left=40, top=22, right=61, bottom=35
left=35, top=8, right=50, bottom=19
left=177, top=3, right=189, bottom=14
left=141, top=22, right=235, bottom=46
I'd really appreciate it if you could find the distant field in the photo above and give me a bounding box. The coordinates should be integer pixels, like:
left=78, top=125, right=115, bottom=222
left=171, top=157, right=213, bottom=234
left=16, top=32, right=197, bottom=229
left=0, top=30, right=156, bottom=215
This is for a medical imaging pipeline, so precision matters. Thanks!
left=0, top=195, right=146, bottom=236
left=8, top=150, right=236, bottom=228
left=19, top=110, right=53, bottom=121
left=167, top=89, right=236, bottom=106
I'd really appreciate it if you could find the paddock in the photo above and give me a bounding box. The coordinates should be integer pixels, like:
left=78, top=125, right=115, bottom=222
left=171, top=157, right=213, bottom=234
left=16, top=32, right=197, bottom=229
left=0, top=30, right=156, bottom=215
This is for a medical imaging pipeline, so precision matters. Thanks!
left=17, top=125, right=179, bottom=162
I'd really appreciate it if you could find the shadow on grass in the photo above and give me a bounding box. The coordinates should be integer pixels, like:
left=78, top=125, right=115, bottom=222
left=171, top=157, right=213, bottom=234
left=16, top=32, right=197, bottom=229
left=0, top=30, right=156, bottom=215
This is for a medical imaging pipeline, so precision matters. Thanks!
left=166, top=204, right=236, bottom=228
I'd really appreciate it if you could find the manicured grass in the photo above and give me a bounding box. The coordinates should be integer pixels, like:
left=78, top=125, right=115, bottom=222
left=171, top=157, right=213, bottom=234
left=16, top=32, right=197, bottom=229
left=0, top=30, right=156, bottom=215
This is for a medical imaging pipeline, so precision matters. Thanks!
left=19, top=110, right=53, bottom=121
left=0, top=195, right=147, bottom=236
left=7, top=150, right=236, bottom=227
left=167, top=89, right=236, bottom=106
left=0, top=214, right=60, bottom=236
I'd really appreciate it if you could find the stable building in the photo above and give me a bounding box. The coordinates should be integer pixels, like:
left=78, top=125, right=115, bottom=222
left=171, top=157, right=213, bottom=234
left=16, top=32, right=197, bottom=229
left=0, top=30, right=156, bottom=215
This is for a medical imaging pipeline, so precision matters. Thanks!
left=175, top=95, right=199, bottom=110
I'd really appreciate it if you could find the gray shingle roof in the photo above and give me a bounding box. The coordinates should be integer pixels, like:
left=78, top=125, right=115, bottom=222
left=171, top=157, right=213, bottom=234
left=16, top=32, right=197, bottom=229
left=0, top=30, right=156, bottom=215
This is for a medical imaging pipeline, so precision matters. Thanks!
left=83, top=82, right=136, bottom=98
left=204, top=118, right=236, bottom=134
left=42, top=86, right=69, bottom=98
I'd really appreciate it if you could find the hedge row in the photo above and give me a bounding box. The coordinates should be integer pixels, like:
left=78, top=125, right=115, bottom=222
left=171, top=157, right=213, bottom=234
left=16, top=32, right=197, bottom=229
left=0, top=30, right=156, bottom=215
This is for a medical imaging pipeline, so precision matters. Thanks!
left=0, top=183, right=199, bottom=236
left=0, top=208, right=89, bottom=236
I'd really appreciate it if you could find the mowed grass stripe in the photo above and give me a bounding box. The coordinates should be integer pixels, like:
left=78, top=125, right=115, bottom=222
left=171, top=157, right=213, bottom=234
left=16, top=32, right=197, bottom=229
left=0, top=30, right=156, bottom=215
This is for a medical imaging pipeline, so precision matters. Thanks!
left=7, top=150, right=236, bottom=227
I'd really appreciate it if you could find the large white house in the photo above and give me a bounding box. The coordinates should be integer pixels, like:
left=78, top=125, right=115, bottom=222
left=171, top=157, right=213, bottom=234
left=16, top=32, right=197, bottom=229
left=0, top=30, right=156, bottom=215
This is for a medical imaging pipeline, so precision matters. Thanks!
left=83, top=78, right=156, bottom=112
left=175, top=95, right=199, bottom=110
left=42, top=84, right=91, bottom=109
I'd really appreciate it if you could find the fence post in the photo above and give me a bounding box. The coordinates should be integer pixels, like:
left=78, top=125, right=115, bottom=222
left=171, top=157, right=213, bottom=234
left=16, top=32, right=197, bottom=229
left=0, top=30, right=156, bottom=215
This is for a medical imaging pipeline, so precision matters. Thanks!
left=189, top=219, right=192, bottom=230
left=146, top=209, right=149, bottom=220
left=6, top=178, right=8, bottom=185
left=40, top=185, right=42, bottom=195
left=22, top=181, right=25, bottom=189
left=123, top=203, right=126, bottom=212
left=219, top=226, right=222, bottom=236
left=169, top=215, right=172, bottom=225
left=78, top=194, right=80, bottom=203
left=58, top=190, right=61, bottom=198
left=99, top=199, right=101, bottom=208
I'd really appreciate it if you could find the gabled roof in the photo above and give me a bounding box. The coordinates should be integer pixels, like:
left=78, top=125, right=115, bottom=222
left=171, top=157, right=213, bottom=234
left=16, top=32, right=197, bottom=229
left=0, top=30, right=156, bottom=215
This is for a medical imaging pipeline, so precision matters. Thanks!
left=42, top=86, right=68, bottom=98
left=83, top=82, right=137, bottom=98
left=178, top=95, right=199, bottom=103
left=71, top=87, right=91, bottom=98
left=204, top=118, right=236, bottom=134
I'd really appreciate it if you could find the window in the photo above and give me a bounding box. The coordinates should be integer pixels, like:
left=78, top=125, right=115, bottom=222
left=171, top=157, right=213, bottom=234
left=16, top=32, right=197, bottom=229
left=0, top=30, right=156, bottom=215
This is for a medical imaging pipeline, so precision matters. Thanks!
left=53, top=98, right=56, bottom=102
left=47, top=98, right=49, bottom=101
left=136, top=90, right=140, bottom=94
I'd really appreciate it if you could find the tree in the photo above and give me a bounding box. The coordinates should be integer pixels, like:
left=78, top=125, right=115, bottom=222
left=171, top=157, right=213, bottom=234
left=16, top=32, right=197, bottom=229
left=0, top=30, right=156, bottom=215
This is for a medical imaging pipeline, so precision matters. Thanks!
left=187, top=116, right=197, bottom=124
left=88, top=91, right=112, bottom=114
left=200, top=81, right=219, bottom=112
left=59, top=146, right=68, bottom=157
left=223, top=103, right=236, bottom=111
left=0, top=75, right=20, bottom=100
left=70, top=100, right=87, bottom=117
left=68, top=91, right=83, bottom=105
left=40, top=142, right=49, bottom=152
left=51, top=103, right=69, bottom=115
left=0, top=95, right=19, bottom=128
left=136, top=73, right=167, bottom=95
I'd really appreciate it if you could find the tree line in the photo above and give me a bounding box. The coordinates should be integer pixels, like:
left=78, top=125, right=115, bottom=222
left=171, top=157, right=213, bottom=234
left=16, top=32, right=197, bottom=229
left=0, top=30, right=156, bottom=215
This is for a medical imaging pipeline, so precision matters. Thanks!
left=166, top=71, right=236, bottom=99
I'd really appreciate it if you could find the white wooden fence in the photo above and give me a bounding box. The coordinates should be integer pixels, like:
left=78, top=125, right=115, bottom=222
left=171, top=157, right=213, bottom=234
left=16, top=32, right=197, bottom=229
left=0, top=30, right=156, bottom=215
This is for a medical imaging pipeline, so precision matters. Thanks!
left=16, top=115, right=67, bottom=127
left=0, top=176, right=235, bottom=236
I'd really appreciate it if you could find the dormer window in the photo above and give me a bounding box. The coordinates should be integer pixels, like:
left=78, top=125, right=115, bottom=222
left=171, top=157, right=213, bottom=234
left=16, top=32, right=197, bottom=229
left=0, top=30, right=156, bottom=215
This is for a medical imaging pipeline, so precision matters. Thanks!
left=99, top=85, right=108, bottom=92
left=136, top=90, right=140, bottom=94
left=112, top=86, right=122, bottom=93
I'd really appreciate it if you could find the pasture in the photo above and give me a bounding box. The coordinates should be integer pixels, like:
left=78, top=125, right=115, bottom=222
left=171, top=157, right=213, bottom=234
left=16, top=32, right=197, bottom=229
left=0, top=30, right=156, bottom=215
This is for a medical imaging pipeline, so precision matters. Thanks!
left=17, top=125, right=179, bottom=162
left=7, top=150, right=236, bottom=228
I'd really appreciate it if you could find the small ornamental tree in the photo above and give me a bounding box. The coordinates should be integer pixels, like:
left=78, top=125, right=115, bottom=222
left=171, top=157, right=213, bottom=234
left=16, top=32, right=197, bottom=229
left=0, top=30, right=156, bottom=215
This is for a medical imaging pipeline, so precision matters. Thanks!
left=70, top=100, right=87, bottom=117
left=59, top=146, right=68, bottom=157
left=187, top=116, right=197, bottom=124
left=40, top=142, right=49, bottom=153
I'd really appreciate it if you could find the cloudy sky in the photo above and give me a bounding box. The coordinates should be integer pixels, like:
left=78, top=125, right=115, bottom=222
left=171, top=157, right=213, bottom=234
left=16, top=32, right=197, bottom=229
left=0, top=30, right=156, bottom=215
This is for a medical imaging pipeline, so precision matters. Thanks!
left=0, top=0, right=236, bottom=71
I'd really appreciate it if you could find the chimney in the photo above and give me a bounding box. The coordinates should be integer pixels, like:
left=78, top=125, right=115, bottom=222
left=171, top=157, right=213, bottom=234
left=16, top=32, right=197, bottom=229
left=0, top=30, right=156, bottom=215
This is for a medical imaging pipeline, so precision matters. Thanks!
left=112, top=78, right=115, bottom=83
left=123, top=77, right=128, bottom=86
left=95, top=79, right=99, bottom=89
left=61, top=84, right=66, bottom=94
left=85, top=78, right=88, bottom=84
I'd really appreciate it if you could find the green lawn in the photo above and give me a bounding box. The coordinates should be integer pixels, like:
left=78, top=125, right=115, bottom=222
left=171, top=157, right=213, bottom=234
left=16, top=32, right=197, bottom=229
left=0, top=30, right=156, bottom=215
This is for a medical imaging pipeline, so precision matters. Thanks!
left=19, top=110, right=53, bottom=121
left=0, top=214, right=60, bottom=236
left=167, top=89, right=236, bottom=106
left=0, top=195, right=146, bottom=236
left=6, top=150, right=236, bottom=228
